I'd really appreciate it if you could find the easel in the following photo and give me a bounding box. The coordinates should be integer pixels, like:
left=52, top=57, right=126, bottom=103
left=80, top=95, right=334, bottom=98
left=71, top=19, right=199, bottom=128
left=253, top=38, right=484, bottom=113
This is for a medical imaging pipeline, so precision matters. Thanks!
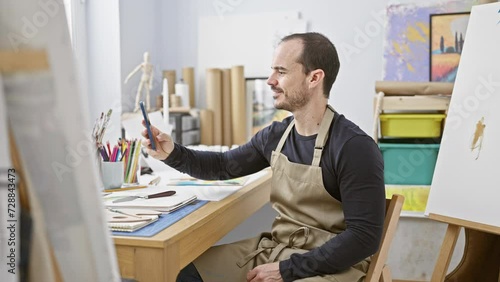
left=428, top=213, right=500, bottom=282
left=1, top=49, right=64, bottom=282
left=425, top=2, right=500, bottom=281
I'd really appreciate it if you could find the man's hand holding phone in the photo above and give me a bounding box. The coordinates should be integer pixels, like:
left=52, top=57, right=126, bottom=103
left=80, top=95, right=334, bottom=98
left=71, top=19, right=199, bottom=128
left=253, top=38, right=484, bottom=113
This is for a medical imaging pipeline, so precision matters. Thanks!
left=139, top=101, right=174, bottom=160
left=141, top=120, right=174, bottom=161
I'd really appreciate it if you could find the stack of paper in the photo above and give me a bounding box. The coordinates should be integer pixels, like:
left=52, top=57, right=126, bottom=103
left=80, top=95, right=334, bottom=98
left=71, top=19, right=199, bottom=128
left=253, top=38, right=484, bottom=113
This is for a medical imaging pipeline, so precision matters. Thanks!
left=106, top=209, right=161, bottom=232
left=103, top=188, right=197, bottom=213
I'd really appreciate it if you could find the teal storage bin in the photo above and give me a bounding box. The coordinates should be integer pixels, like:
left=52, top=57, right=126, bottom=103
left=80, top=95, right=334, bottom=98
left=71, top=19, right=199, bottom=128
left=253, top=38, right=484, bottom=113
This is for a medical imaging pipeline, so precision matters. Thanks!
left=379, top=143, right=440, bottom=185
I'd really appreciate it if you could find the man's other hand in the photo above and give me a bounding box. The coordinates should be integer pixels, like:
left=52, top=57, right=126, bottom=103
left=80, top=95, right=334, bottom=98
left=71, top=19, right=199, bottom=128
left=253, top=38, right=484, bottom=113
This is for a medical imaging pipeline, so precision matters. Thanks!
left=247, top=262, right=283, bottom=282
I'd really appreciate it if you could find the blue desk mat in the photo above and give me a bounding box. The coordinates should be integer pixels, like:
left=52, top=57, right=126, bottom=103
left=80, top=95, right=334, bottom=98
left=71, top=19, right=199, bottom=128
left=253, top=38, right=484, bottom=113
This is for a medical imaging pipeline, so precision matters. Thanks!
left=112, top=200, right=208, bottom=237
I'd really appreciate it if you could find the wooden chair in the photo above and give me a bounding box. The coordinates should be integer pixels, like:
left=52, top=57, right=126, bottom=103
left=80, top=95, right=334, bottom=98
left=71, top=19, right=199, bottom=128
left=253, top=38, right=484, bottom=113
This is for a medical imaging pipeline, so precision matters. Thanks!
left=365, top=194, right=405, bottom=282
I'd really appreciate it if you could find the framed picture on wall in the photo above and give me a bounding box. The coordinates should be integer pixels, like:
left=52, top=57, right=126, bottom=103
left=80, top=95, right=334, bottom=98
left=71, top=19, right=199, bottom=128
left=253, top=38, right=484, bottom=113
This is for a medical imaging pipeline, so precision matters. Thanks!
left=245, top=78, right=290, bottom=136
left=429, top=12, right=471, bottom=82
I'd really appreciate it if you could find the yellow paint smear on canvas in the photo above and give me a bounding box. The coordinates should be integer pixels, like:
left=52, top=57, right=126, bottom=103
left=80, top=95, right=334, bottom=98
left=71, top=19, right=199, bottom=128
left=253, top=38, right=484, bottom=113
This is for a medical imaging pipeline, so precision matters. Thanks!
left=385, top=185, right=430, bottom=212
left=406, top=24, right=426, bottom=43
left=390, top=42, right=414, bottom=72
left=392, top=41, right=402, bottom=54
left=391, top=41, right=412, bottom=56
left=406, top=62, right=415, bottom=72
left=416, top=22, right=429, bottom=37
left=401, top=43, right=410, bottom=53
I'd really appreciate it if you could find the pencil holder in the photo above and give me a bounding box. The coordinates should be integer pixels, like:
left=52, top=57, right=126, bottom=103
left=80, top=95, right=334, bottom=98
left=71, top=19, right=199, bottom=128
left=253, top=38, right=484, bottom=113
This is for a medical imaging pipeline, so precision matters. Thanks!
left=101, top=161, right=124, bottom=190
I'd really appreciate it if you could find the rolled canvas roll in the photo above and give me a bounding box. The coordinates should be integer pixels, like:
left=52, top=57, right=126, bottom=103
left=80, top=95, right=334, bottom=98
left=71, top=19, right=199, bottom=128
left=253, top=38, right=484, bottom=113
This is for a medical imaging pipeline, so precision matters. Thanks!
left=182, top=67, right=196, bottom=108
left=162, top=70, right=176, bottom=96
left=199, top=109, right=214, bottom=145
left=206, top=68, right=223, bottom=145
left=375, top=81, right=454, bottom=96
left=221, top=68, right=232, bottom=146
left=230, top=65, right=247, bottom=145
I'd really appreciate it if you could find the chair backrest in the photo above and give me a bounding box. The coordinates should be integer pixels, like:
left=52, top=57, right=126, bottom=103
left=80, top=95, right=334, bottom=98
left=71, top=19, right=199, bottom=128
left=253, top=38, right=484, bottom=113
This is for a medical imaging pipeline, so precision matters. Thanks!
left=365, top=194, right=405, bottom=282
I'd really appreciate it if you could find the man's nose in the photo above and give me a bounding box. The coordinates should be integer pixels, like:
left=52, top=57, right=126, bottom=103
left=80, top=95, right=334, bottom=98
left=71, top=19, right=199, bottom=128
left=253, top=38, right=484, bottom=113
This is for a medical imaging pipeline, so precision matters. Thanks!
left=267, top=75, right=277, bottom=86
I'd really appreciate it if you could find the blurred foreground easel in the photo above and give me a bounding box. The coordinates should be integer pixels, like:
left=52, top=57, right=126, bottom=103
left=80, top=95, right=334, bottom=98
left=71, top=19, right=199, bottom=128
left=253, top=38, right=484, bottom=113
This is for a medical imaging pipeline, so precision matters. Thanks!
left=1, top=49, right=63, bottom=281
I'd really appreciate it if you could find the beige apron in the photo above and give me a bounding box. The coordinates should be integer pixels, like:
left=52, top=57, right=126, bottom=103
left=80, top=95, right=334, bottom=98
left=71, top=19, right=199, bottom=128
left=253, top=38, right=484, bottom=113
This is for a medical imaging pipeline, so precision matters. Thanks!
left=194, top=106, right=368, bottom=282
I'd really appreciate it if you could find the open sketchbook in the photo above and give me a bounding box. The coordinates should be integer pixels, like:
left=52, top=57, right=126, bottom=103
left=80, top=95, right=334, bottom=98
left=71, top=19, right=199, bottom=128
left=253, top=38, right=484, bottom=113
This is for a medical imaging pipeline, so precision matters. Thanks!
left=106, top=209, right=161, bottom=232
left=103, top=188, right=197, bottom=213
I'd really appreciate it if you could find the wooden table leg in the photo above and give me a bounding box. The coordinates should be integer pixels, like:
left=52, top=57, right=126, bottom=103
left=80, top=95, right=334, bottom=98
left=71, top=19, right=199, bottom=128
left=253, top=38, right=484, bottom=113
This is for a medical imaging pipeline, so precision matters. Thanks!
left=164, top=243, right=181, bottom=282
left=116, top=239, right=186, bottom=282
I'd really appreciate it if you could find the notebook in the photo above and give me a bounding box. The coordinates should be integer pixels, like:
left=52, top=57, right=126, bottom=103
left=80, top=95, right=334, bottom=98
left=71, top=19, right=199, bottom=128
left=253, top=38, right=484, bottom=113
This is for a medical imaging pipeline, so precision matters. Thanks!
left=106, top=208, right=161, bottom=232
left=103, top=188, right=197, bottom=213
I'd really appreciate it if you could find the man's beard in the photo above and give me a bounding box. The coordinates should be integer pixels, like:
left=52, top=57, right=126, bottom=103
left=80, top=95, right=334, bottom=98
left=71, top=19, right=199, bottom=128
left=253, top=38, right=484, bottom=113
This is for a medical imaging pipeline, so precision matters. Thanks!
left=274, top=86, right=309, bottom=112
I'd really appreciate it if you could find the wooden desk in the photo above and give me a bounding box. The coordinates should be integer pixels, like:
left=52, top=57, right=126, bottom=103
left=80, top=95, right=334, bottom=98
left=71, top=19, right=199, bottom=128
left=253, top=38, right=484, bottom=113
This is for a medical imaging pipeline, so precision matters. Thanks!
left=113, top=170, right=272, bottom=282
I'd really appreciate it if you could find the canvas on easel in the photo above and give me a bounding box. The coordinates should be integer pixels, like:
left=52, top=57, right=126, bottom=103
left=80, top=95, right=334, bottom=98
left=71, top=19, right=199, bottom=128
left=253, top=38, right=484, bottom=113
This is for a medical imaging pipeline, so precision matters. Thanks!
left=0, top=1, right=120, bottom=281
left=424, top=2, right=500, bottom=281
left=425, top=2, right=500, bottom=230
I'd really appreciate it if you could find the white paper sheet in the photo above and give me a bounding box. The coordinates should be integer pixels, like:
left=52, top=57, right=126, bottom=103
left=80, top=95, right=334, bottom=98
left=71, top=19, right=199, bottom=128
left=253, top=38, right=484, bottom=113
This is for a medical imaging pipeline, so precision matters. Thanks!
left=104, top=187, right=197, bottom=211
left=137, top=170, right=268, bottom=201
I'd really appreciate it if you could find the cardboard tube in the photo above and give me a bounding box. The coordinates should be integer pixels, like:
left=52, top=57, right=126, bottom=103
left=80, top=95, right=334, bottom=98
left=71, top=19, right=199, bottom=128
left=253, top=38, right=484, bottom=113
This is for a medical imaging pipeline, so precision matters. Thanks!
left=375, top=81, right=454, bottom=96
left=221, top=69, right=233, bottom=146
left=162, top=70, right=176, bottom=96
left=230, top=65, right=247, bottom=145
left=182, top=67, right=196, bottom=108
left=156, top=95, right=163, bottom=110
left=206, top=68, right=223, bottom=145
left=199, top=109, right=214, bottom=145
left=170, top=94, right=182, bottom=108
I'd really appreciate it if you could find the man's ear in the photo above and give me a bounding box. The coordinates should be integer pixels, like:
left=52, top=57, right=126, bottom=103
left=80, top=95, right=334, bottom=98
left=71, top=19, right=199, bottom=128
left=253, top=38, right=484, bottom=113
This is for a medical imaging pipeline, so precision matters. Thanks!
left=308, top=69, right=324, bottom=89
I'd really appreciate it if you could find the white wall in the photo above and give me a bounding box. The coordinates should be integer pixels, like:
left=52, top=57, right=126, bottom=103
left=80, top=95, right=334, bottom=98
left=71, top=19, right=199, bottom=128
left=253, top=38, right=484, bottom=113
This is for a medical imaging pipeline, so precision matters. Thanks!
left=119, top=0, right=164, bottom=113
left=86, top=0, right=122, bottom=141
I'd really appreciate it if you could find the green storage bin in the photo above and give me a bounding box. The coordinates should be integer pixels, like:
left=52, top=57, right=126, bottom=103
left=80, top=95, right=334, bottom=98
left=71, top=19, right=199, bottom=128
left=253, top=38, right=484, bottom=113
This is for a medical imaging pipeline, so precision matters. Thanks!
left=379, top=114, right=445, bottom=138
left=379, top=143, right=440, bottom=185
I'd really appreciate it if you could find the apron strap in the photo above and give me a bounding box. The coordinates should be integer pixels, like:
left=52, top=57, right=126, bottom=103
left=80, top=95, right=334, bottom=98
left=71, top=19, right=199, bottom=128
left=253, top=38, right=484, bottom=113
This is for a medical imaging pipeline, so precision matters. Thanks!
left=236, top=227, right=312, bottom=267
left=236, top=239, right=278, bottom=268
left=237, top=248, right=267, bottom=268
left=312, top=105, right=335, bottom=167
left=275, top=119, right=295, bottom=154
left=273, top=105, right=335, bottom=166
left=288, top=226, right=310, bottom=248
left=267, top=243, right=288, bottom=263
left=271, top=119, right=295, bottom=167
left=268, top=227, right=310, bottom=263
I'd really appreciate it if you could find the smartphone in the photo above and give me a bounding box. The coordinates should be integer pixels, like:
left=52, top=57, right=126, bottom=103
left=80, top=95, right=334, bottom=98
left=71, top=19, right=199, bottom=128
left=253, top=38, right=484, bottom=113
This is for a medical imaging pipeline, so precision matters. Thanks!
left=139, top=101, right=156, bottom=150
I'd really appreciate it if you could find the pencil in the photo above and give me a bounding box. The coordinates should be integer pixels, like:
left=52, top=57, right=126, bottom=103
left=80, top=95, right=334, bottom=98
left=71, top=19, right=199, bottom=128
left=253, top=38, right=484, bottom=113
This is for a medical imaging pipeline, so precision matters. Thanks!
left=103, top=185, right=148, bottom=193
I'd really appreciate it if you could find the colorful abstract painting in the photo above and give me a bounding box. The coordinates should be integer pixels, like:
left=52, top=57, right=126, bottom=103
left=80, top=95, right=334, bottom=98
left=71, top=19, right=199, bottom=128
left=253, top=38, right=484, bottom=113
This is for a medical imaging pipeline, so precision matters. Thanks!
left=383, top=1, right=474, bottom=82
left=430, top=12, right=470, bottom=82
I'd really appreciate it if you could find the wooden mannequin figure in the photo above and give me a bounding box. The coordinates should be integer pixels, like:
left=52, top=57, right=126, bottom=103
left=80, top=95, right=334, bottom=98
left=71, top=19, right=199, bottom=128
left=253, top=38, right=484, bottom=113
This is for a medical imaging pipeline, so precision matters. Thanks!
left=124, top=51, right=154, bottom=112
